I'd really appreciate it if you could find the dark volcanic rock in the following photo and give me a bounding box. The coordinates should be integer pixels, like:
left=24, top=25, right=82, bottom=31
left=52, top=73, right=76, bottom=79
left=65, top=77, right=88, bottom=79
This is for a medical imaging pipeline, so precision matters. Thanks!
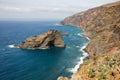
left=16, top=29, right=66, bottom=49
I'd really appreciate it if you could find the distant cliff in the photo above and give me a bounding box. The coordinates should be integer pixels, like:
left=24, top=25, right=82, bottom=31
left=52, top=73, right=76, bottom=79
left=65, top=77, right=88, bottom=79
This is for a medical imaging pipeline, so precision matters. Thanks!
left=58, top=1, right=120, bottom=80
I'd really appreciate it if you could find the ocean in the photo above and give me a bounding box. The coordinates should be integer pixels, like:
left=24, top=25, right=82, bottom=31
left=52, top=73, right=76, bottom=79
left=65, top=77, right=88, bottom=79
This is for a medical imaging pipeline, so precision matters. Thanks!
left=0, top=21, right=88, bottom=80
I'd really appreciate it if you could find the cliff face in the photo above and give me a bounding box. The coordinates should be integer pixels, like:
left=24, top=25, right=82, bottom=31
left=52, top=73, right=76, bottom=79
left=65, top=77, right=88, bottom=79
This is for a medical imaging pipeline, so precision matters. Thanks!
left=58, top=1, right=120, bottom=80
left=61, top=1, right=120, bottom=57
left=16, top=29, right=66, bottom=49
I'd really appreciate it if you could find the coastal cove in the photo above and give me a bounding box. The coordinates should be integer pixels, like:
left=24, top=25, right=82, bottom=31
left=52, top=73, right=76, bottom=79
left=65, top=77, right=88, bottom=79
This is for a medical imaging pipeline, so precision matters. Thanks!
left=0, top=21, right=88, bottom=80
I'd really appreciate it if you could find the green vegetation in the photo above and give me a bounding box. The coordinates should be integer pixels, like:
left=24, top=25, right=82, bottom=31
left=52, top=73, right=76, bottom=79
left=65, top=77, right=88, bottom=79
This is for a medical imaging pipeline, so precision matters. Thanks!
left=87, top=53, right=120, bottom=80
left=87, top=67, right=95, bottom=78
left=98, top=72, right=106, bottom=80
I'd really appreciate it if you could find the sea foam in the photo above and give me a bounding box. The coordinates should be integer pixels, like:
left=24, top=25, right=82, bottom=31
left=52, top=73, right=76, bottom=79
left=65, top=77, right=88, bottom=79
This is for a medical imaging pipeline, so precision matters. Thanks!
left=54, top=23, right=62, bottom=26
left=77, top=33, right=90, bottom=40
left=68, top=43, right=88, bottom=73
left=77, top=33, right=82, bottom=36
left=68, top=33, right=89, bottom=74
left=8, top=44, right=19, bottom=48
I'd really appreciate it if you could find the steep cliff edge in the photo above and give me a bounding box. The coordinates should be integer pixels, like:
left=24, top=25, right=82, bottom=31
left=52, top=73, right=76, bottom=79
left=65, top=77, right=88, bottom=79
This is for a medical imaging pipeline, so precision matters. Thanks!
left=58, top=1, right=120, bottom=80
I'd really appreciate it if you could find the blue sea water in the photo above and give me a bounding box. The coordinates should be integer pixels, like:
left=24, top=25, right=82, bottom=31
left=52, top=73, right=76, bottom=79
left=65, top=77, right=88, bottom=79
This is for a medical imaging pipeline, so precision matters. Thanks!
left=0, top=21, right=88, bottom=80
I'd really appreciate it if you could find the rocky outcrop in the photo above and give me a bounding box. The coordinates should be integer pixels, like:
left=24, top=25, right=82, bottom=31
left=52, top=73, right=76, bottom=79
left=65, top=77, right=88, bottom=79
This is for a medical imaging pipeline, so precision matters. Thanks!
left=58, top=1, right=120, bottom=80
left=16, top=29, right=66, bottom=49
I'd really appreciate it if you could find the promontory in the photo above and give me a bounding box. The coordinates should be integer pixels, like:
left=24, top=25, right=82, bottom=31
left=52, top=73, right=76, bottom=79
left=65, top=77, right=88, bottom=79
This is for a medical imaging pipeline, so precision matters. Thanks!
left=58, top=1, right=120, bottom=80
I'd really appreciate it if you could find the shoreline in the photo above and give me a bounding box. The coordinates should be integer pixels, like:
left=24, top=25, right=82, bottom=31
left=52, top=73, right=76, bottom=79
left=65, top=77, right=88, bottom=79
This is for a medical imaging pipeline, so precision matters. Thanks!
left=58, top=1, right=120, bottom=80
left=69, top=32, right=89, bottom=74
left=8, top=29, right=90, bottom=78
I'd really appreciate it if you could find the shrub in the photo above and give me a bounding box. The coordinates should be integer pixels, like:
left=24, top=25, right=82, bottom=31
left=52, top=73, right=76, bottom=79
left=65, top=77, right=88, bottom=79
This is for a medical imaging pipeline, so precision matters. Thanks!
left=88, top=68, right=95, bottom=78
left=98, top=72, right=106, bottom=80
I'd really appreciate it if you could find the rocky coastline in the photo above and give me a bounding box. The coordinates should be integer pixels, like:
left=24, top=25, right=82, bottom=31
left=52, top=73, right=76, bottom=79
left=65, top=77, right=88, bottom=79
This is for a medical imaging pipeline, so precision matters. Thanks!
left=58, top=1, right=120, bottom=80
left=15, top=29, right=66, bottom=49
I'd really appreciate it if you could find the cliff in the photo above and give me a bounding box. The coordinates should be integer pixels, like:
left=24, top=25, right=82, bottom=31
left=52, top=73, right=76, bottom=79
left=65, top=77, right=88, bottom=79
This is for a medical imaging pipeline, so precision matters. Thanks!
left=16, top=29, right=66, bottom=49
left=58, top=1, right=120, bottom=80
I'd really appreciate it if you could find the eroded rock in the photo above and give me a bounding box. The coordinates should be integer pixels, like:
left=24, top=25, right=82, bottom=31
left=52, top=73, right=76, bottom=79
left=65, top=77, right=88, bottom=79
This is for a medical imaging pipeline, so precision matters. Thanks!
left=16, top=29, right=66, bottom=49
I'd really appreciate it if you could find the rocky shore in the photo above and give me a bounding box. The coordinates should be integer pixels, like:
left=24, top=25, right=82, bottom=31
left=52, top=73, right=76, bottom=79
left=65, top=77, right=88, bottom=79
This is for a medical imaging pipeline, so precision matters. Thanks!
left=58, top=1, right=120, bottom=80
left=16, top=29, right=66, bottom=49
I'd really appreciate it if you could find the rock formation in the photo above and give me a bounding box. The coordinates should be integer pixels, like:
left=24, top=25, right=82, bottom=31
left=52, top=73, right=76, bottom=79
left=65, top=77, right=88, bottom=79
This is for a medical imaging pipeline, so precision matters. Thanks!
left=58, top=1, right=120, bottom=80
left=16, top=29, right=66, bottom=49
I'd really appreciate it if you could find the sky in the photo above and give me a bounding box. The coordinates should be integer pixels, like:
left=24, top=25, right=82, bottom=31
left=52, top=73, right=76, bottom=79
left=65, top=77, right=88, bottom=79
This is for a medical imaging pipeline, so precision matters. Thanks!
left=0, top=0, right=119, bottom=21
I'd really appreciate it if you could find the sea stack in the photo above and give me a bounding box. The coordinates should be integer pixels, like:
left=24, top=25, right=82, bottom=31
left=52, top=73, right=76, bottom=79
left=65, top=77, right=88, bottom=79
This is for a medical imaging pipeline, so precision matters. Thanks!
left=16, top=29, right=66, bottom=49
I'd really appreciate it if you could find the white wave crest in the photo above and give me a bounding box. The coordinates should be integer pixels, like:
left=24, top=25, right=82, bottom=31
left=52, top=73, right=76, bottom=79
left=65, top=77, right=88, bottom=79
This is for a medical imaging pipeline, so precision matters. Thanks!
left=77, top=33, right=82, bottom=36
left=67, top=30, right=88, bottom=73
left=54, top=23, right=62, bottom=26
left=75, top=45, right=80, bottom=48
left=8, top=44, right=19, bottom=48
left=77, top=33, right=90, bottom=40
left=67, top=43, right=89, bottom=74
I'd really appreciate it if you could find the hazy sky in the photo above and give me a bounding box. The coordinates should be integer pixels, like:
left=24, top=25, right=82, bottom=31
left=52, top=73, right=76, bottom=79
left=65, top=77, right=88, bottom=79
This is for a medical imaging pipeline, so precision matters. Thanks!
left=0, top=0, right=118, bottom=20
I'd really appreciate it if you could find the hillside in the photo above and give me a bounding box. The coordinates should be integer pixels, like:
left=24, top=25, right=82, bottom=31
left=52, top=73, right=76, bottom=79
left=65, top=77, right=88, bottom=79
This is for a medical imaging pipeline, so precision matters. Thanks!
left=58, top=1, right=120, bottom=80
